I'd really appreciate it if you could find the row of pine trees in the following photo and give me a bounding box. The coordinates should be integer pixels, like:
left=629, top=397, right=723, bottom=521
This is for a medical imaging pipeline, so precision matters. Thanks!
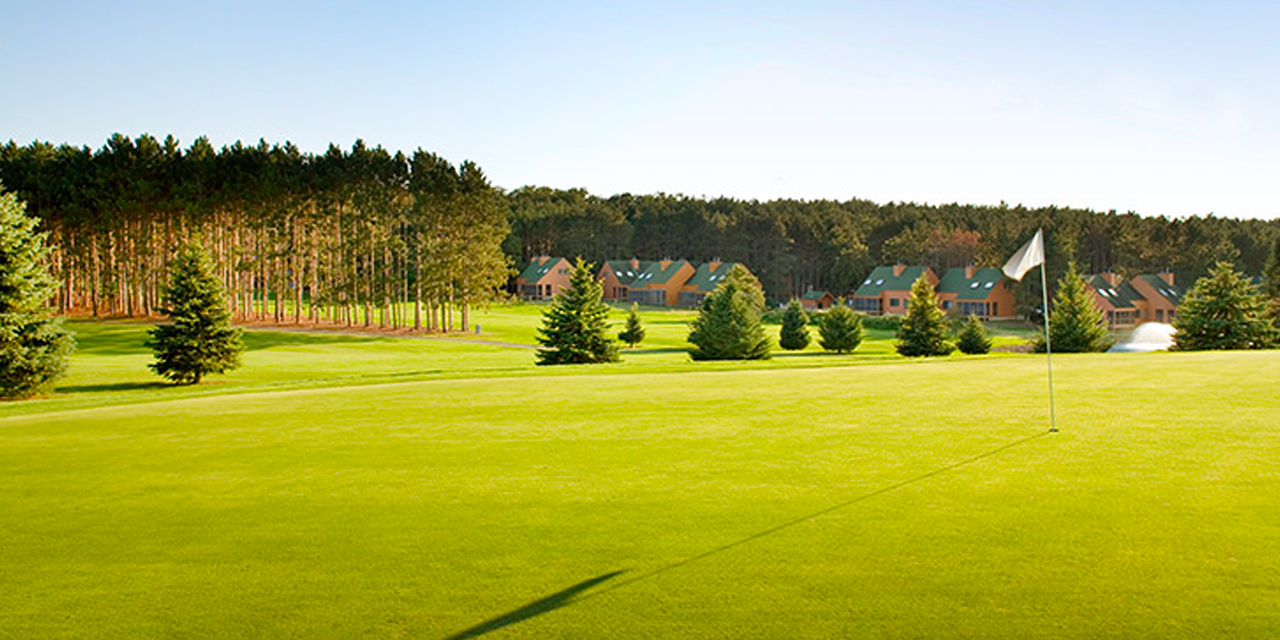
left=0, top=135, right=508, bottom=332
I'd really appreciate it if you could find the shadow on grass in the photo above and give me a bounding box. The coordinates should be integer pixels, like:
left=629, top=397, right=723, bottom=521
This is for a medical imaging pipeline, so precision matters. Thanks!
left=57, top=381, right=170, bottom=394
left=441, top=570, right=624, bottom=640
left=240, top=330, right=387, bottom=351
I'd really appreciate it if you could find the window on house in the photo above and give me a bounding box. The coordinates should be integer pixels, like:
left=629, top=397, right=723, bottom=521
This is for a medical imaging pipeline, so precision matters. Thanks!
left=890, top=298, right=899, bottom=307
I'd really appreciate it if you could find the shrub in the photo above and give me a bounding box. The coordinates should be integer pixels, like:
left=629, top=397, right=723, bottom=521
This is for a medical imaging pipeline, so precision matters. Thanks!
left=1173, top=261, right=1276, bottom=351
left=955, top=314, right=992, bottom=355
left=819, top=305, right=863, bottom=353
left=778, top=300, right=811, bottom=350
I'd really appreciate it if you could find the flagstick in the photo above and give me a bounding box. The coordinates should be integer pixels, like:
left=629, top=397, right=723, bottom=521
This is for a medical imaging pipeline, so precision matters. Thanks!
left=1039, top=253, right=1057, bottom=433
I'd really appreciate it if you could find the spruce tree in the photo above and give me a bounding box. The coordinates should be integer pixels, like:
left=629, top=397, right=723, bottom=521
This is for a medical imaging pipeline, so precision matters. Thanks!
left=778, top=299, right=811, bottom=350
left=0, top=188, right=74, bottom=398
left=536, top=258, right=620, bottom=364
left=148, top=240, right=243, bottom=384
left=1262, top=239, right=1280, bottom=335
left=617, top=302, right=646, bottom=348
left=896, top=274, right=953, bottom=357
left=1035, top=262, right=1112, bottom=353
left=955, top=314, right=992, bottom=355
left=1172, top=261, right=1275, bottom=350
left=688, top=265, right=770, bottom=360
left=818, top=304, right=863, bottom=353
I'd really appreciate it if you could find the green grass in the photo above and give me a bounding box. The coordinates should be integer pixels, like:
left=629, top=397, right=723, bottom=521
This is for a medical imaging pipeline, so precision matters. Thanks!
left=2, top=314, right=1277, bottom=638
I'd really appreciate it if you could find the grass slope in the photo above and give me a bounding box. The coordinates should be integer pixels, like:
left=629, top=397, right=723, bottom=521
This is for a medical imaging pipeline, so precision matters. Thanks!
left=1, top=319, right=1276, bottom=638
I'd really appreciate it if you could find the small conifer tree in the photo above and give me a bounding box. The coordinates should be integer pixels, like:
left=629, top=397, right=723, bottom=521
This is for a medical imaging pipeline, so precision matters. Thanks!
left=778, top=299, right=811, bottom=350
left=149, top=240, right=243, bottom=384
left=0, top=188, right=74, bottom=398
left=1172, top=261, right=1276, bottom=350
left=955, top=314, right=992, bottom=355
left=896, top=274, right=953, bottom=357
left=688, top=265, right=770, bottom=360
left=617, top=303, right=646, bottom=348
left=818, top=304, right=863, bottom=353
left=1035, top=262, right=1112, bottom=353
left=536, top=258, right=620, bottom=364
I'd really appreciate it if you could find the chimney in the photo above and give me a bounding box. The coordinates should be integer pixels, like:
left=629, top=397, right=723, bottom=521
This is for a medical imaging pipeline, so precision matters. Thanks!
left=1158, top=270, right=1174, bottom=286
left=964, top=264, right=977, bottom=279
left=893, top=263, right=905, bottom=277
left=709, top=258, right=722, bottom=272
left=1101, top=272, right=1120, bottom=287
left=660, top=259, right=671, bottom=269
left=630, top=258, right=639, bottom=270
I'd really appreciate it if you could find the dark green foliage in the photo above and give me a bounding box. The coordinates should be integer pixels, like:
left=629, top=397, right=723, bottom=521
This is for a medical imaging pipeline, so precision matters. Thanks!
left=1035, top=262, right=1112, bottom=353
left=148, top=241, right=243, bottom=384
left=861, top=314, right=903, bottom=332
left=955, top=314, right=992, bottom=355
left=617, top=303, right=646, bottom=348
left=1263, top=238, right=1280, bottom=301
left=1172, top=262, right=1276, bottom=351
left=818, top=304, right=862, bottom=353
left=0, top=189, right=74, bottom=398
left=536, top=258, right=620, bottom=364
left=778, top=300, right=811, bottom=350
left=896, top=275, right=953, bottom=357
left=688, top=265, right=770, bottom=361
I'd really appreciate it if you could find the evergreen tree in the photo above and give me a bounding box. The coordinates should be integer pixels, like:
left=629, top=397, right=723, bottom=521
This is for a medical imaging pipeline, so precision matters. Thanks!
left=0, top=188, right=74, bottom=398
left=955, top=314, right=992, bottom=355
left=1172, top=261, right=1276, bottom=350
left=1262, top=238, right=1280, bottom=301
left=148, top=240, right=243, bottom=384
left=688, top=264, right=770, bottom=360
left=896, top=274, right=953, bottom=357
left=1035, top=262, right=1112, bottom=353
left=535, top=258, right=619, bottom=364
left=818, top=304, right=863, bottom=353
left=617, top=302, right=646, bottom=348
left=778, top=299, right=811, bottom=350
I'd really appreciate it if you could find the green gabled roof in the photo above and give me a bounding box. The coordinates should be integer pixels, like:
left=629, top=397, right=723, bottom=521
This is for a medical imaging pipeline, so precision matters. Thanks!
left=684, top=262, right=738, bottom=292
left=853, top=265, right=930, bottom=296
left=518, top=256, right=567, bottom=282
left=1133, top=274, right=1183, bottom=304
left=1084, top=276, right=1142, bottom=309
left=801, top=289, right=832, bottom=300
left=630, top=259, right=690, bottom=287
left=937, top=267, right=1006, bottom=300
left=602, top=260, right=651, bottom=283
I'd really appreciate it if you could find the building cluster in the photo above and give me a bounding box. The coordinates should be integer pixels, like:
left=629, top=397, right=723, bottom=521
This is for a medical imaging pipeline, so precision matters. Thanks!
left=516, top=256, right=1185, bottom=326
left=515, top=257, right=752, bottom=308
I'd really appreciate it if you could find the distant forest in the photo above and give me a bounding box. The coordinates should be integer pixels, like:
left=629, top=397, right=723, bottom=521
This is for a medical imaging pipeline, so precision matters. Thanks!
left=4, top=134, right=1278, bottom=321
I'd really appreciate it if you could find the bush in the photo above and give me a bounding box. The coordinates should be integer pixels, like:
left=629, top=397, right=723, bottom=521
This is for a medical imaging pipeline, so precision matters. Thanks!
left=955, top=314, right=992, bottom=355
left=1172, top=261, right=1276, bottom=351
left=617, top=303, right=646, bottom=348
left=861, top=314, right=903, bottom=332
left=818, top=305, right=863, bottom=353
left=778, top=300, right=811, bottom=350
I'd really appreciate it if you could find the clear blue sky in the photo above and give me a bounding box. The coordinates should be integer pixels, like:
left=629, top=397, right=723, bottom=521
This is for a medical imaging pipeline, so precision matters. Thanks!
left=4, top=0, right=1277, bottom=218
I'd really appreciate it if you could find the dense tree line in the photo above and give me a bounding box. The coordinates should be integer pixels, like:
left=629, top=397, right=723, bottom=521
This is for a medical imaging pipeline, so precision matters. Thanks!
left=0, top=135, right=508, bottom=331
left=5, top=134, right=1279, bottom=323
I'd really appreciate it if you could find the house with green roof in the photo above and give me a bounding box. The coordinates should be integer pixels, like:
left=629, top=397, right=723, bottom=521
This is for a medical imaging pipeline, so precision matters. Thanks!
left=936, top=266, right=1016, bottom=320
left=1126, top=272, right=1182, bottom=324
left=678, top=261, right=755, bottom=307
left=1083, top=273, right=1145, bottom=327
left=515, top=256, right=572, bottom=300
left=799, top=289, right=836, bottom=310
left=850, top=265, right=938, bottom=315
left=626, top=259, right=695, bottom=306
left=597, top=259, right=651, bottom=301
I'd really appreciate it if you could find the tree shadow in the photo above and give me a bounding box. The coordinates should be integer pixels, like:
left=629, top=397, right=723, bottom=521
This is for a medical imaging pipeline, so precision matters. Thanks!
left=440, top=570, right=624, bottom=640
left=57, top=381, right=170, bottom=393
left=240, top=330, right=386, bottom=351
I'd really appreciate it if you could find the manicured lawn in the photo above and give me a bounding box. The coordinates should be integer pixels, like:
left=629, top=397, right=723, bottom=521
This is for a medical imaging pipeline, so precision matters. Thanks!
left=1, top=317, right=1276, bottom=638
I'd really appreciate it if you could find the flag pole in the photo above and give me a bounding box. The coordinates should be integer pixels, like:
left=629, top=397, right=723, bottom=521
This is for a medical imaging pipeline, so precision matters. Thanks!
left=1038, top=229, right=1057, bottom=433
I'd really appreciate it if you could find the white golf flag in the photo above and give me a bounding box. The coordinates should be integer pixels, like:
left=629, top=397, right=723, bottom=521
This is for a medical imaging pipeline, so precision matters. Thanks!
left=1002, top=229, right=1045, bottom=282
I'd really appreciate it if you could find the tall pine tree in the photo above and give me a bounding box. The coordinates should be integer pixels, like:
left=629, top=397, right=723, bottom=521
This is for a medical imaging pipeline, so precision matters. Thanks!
left=896, top=274, right=953, bottom=357
left=0, top=188, right=74, bottom=398
left=818, top=304, right=863, bottom=353
left=778, top=299, right=811, bottom=350
left=149, top=240, right=243, bottom=384
left=1036, top=262, right=1111, bottom=353
left=688, top=265, right=770, bottom=361
left=536, top=258, right=619, bottom=364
